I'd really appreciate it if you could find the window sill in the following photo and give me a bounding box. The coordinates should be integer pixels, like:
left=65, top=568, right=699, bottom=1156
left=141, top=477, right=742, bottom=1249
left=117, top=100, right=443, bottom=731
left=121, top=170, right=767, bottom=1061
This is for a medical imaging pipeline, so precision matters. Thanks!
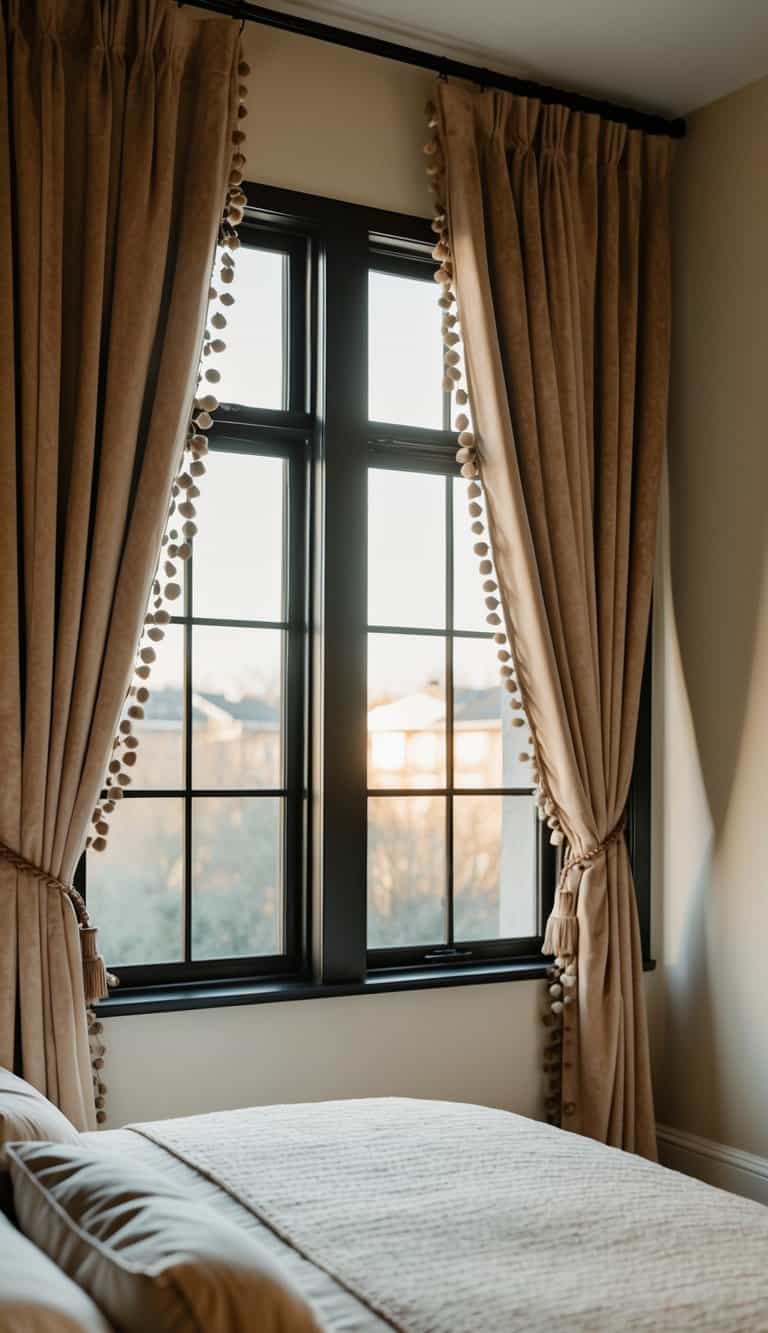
left=95, top=955, right=655, bottom=1018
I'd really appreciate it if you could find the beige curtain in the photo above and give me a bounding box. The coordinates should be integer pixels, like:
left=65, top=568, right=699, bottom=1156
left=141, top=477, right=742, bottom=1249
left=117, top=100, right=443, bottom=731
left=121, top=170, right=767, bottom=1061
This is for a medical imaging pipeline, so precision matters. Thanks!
left=0, top=0, right=242, bottom=1128
left=433, top=83, right=673, bottom=1156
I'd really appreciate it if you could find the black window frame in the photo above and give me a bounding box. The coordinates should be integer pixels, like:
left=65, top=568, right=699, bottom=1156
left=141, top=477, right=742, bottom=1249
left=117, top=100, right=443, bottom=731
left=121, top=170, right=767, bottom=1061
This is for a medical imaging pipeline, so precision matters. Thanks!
left=364, top=246, right=556, bottom=972
left=91, top=182, right=653, bottom=1014
left=82, top=223, right=311, bottom=991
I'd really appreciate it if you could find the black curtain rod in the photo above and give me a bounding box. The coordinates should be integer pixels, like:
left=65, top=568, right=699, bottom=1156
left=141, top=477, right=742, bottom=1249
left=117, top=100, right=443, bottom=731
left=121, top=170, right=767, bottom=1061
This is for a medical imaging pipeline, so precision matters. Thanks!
left=179, top=0, right=685, bottom=139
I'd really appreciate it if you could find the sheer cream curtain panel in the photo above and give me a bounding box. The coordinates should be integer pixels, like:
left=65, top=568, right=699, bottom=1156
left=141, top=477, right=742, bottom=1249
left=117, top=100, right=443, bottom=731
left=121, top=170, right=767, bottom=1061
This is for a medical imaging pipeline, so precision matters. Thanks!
left=426, top=82, right=673, bottom=1156
left=0, top=0, right=246, bottom=1127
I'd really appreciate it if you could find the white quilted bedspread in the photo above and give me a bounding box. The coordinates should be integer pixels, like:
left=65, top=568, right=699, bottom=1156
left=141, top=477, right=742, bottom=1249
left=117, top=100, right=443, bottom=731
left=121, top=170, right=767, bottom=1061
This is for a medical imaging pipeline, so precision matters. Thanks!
left=130, top=1097, right=768, bottom=1332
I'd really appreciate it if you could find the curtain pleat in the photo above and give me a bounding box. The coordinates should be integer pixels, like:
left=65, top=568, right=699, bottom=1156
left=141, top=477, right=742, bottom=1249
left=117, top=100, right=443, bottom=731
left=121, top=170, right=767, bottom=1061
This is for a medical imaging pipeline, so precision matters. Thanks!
left=435, top=82, right=673, bottom=1155
left=0, top=0, right=241, bottom=1126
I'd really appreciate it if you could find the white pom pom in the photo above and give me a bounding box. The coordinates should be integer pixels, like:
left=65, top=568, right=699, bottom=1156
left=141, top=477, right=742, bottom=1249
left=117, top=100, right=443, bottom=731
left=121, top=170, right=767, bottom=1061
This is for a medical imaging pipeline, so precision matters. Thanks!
left=551, top=1000, right=564, bottom=1015
left=549, top=983, right=562, bottom=998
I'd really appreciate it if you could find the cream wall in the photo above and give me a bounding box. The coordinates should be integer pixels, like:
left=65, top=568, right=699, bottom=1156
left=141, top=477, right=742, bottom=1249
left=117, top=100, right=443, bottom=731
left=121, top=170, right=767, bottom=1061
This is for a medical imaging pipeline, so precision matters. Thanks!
left=654, top=73, right=768, bottom=1157
left=242, top=25, right=433, bottom=215
left=101, top=31, right=545, bottom=1128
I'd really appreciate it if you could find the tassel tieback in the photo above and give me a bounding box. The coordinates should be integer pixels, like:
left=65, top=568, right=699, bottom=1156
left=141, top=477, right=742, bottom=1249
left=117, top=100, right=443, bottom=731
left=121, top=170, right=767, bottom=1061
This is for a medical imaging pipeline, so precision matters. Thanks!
left=0, top=838, right=115, bottom=1005
left=542, top=812, right=628, bottom=959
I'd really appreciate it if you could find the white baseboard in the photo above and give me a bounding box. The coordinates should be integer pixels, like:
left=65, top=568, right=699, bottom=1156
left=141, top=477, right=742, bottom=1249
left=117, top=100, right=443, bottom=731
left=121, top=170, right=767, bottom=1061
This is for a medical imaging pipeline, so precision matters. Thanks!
left=657, top=1124, right=768, bottom=1206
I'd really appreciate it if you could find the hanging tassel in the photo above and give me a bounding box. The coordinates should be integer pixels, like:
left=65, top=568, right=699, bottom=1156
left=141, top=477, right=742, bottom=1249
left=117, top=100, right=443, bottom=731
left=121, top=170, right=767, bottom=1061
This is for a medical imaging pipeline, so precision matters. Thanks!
left=79, top=926, right=110, bottom=1005
left=542, top=888, right=579, bottom=958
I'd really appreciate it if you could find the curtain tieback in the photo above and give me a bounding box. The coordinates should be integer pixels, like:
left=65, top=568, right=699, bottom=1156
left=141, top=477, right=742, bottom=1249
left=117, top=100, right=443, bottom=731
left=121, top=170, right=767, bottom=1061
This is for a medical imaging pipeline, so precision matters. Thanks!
left=0, top=838, right=115, bottom=1005
left=542, top=812, right=627, bottom=960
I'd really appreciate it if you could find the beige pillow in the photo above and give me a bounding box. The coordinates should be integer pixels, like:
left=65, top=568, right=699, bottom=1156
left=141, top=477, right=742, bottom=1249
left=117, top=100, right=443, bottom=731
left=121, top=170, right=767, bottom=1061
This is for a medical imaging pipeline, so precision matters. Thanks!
left=9, top=1141, right=321, bottom=1333
left=0, top=1211, right=112, bottom=1332
left=0, top=1067, right=80, bottom=1218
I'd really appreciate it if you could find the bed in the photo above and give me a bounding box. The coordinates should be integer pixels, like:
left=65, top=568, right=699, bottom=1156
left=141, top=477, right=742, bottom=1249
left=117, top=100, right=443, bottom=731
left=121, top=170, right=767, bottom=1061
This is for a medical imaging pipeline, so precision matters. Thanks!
left=71, top=1096, right=768, bottom=1331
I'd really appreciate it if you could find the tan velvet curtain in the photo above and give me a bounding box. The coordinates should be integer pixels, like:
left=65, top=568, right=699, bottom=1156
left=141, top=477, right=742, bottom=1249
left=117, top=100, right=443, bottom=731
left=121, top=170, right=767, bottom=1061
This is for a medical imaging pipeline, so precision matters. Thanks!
left=434, top=83, right=673, bottom=1156
left=0, top=0, right=241, bottom=1127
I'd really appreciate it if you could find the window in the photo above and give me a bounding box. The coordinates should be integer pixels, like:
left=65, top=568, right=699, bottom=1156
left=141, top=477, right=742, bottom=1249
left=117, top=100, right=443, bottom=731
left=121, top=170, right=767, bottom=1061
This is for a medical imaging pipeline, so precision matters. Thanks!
left=90, top=186, right=650, bottom=1007
left=85, top=226, right=308, bottom=988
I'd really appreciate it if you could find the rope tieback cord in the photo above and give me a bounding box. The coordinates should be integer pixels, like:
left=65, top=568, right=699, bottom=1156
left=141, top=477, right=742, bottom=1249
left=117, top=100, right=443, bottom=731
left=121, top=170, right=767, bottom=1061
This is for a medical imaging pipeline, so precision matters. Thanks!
left=542, top=811, right=627, bottom=960
left=558, top=810, right=628, bottom=887
left=0, top=838, right=114, bottom=1005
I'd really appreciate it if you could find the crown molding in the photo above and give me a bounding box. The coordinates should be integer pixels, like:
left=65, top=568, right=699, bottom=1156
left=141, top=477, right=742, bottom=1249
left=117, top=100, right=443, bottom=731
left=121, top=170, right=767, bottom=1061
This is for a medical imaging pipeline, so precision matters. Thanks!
left=251, top=0, right=541, bottom=83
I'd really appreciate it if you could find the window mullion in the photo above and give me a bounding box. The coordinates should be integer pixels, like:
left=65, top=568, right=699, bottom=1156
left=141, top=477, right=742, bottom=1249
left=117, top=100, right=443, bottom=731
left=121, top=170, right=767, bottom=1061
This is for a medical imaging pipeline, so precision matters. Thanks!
left=283, top=448, right=306, bottom=969
left=445, top=475, right=454, bottom=946
left=183, top=543, right=193, bottom=966
left=312, top=217, right=369, bottom=986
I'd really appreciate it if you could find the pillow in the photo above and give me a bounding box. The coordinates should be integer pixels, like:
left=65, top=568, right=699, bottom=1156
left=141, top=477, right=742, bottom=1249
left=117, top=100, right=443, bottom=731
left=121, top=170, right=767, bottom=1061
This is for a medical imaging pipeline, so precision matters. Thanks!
left=8, top=1141, right=321, bottom=1333
left=0, top=1067, right=80, bottom=1218
left=0, top=1210, right=112, bottom=1332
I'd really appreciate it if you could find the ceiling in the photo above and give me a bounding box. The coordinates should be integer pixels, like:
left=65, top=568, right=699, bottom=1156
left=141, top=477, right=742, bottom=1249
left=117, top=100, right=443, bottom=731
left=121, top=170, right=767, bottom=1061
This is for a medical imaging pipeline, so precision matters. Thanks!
left=281, top=0, right=768, bottom=116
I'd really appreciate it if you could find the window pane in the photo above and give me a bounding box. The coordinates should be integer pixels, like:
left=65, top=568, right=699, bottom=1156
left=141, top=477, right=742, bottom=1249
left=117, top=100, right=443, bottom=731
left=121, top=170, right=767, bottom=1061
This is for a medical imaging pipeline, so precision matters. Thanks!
left=86, top=798, right=184, bottom=965
left=453, top=477, right=491, bottom=633
left=368, top=270, right=444, bottom=428
left=454, top=794, right=537, bottom=941
left=368, top=469, right=445, bottom=629
left=453, top=637, right=530, bottom=789
left=192, top=627, right=282, bottom=789
left=193, top=453, right=284, bottom=622
left=215, top=246, right=286, bottom=410
left=368, top=633, right=445, bottom=788
left=192, top=796, right=282, bottom=959
left=128, top=625, right=184, bottom=790
left=367, top=795, right=445, bottom=947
